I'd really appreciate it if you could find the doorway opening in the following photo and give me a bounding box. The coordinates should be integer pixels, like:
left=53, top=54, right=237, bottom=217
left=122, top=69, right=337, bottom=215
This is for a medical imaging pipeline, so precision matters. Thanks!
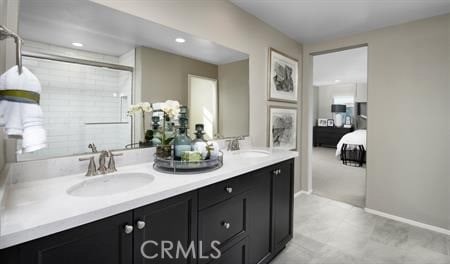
left=311, top=46, right=368, bottom=207
left=188, top=75, right=218, bottom=140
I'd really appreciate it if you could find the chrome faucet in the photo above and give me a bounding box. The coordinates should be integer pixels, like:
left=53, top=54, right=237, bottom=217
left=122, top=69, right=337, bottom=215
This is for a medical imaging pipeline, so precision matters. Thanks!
left=227, top=136, right=244, bottom=151
left=107, top=150, right=123, bottom=173
left=80, top=150, right=124, bottom=176
left=98, top=151, right=109, bottom=174
left=79, top=156, right=98, bottom=176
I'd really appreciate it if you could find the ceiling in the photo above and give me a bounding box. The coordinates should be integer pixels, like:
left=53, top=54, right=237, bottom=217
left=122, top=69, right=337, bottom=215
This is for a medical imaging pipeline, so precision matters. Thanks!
left=19, top=0, right=248, bottom=65
left=313, top=46, right=367, bottom=86
left=231, top=0, right=450, bottom=43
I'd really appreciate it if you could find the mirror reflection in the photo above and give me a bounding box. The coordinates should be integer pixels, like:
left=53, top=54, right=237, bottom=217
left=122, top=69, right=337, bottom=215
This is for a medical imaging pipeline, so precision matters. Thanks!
left=17, top=0, right=249, bottom=161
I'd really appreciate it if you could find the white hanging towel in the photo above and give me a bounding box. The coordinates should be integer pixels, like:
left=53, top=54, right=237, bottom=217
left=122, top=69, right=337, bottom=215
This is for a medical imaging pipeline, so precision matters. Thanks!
left=0, top=66, right=47, bottom=153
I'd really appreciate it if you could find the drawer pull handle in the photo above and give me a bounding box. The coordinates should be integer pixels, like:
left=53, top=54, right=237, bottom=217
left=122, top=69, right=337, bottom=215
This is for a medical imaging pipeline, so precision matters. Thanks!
left=225, top=187, right=233, bottom=193
left=124, top=224, right=134, bottom=234
left=223, top=222, right=231, bottom=229
left=136, top=220, right=146, bottom=230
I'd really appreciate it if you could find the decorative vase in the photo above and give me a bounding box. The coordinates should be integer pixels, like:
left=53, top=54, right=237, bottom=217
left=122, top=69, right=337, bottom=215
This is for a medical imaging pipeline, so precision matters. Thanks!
left=156, top=145, right=172, bottom=159
left=173, top=127, right=192, bottom=160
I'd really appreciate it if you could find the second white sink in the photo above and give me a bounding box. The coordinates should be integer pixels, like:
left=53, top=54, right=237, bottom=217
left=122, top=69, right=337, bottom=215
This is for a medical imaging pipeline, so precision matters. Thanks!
left=67, top=173, right=154, bottom=197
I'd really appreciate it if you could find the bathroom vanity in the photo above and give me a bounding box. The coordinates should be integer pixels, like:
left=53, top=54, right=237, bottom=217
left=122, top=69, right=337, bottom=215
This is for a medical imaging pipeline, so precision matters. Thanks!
left=0, top=149, right=297, bottom=264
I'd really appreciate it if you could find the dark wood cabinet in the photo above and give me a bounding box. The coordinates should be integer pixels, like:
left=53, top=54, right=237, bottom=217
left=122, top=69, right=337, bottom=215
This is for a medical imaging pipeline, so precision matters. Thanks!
left=134, top=192, right=197, bottom=264
left=16, top=211, right=133, bottom=264
left=0, top=159, right=295, bottom=264
left=199, top=192, right=248, bottom=256
left=247, top=168, right=272, bottom=264
left=313, top=126, right=353, bottom=147
left=271, top=160, right=294, bottom=253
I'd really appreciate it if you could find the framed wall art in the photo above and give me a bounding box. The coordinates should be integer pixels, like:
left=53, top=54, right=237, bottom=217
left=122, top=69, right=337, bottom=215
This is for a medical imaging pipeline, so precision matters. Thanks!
left=268, top=106, right=297, bottom=150
left=268, top=48, right=299, bottom=103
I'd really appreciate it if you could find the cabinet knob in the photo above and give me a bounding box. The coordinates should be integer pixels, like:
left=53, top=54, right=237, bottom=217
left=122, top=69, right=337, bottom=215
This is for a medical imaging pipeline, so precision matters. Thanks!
left=225, top=187, right=233, bottom=193
left=222, top=222, right=231, bottom=229
left=136, top=220, right=146, bottom=230
left=124, top=224, right=134, bottom=234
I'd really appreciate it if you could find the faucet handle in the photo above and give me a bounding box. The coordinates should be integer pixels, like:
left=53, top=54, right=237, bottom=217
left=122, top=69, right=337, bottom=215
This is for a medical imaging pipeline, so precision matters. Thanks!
left=88, top=143, right=97, bottom=153
left=107, top=151, right=123, bottom=173
left=79, top=156, right=97, bottom=176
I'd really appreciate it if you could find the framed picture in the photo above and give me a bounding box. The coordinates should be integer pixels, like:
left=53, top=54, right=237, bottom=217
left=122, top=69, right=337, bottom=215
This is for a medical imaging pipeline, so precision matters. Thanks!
left=268, top=106, right=297, bottom=150
left=318, top=118, right=328, bottom=127
left=268, top=48, right=299, bottom=103
left=327, top=119, right=334, bottom=127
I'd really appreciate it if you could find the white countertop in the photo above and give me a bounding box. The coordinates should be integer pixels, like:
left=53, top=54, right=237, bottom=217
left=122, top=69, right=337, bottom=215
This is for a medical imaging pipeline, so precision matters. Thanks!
left=0, top=148, right=297, bottom=249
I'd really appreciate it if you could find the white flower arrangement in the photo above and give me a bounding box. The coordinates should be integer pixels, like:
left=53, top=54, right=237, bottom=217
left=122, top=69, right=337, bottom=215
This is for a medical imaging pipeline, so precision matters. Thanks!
left=127, top=102, right=152, bottom=143
left=161, top=100, right=180, bottom=118
left=127, top=102, right=152, bottom=116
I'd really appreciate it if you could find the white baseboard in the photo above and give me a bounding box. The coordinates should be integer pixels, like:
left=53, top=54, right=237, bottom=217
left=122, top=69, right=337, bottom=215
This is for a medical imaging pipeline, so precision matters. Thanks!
left=294, top=190, right=312, bottom=198
left=364, top=208, right=450, bottom=235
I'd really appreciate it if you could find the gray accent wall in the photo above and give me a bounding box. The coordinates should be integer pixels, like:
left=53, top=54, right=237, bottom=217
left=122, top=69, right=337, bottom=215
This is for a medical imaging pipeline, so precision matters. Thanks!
left=136, top=46, right=218, bottom=107
left=218, top=59, right=249, bottom=138
left=303, top=14, right=450, bottom=229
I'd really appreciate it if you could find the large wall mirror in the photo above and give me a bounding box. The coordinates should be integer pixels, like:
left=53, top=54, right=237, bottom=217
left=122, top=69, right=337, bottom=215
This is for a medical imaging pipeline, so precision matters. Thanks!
left=17, top=0, right=249, bottom=161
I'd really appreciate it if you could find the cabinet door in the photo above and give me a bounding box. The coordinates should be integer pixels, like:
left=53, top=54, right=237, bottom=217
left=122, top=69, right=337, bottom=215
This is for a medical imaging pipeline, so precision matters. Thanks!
left=207, top=238, right=248, bottom=264
left=18, top=211, right=133, bottom=264
left=134, top=192, right=197, bottom=264
left=247, top=170, right=272, bottom=264
left=271, top=160, right=294, bottom=253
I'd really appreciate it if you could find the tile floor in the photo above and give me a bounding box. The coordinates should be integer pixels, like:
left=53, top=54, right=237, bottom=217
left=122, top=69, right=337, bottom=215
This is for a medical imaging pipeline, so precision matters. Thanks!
left=272, top=194, right=450, bottom=264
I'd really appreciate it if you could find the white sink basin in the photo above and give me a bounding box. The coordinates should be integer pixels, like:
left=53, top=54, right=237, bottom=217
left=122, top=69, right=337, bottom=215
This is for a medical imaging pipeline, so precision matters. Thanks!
left=67, top=173, right=154, bottom=197
left=231, top=149, right=271, bottom=158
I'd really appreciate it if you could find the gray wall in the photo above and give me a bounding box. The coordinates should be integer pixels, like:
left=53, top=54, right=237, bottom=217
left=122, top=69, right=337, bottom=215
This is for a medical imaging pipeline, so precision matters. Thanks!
left=136, top=46, right=218, bottom=107
left=91, top=0, right=303, bottom=192
left=218, top=59, right=249, bottom=137
left=316, top=83, right=356, bottom=121
left=303, top=14, right=450, bottom=229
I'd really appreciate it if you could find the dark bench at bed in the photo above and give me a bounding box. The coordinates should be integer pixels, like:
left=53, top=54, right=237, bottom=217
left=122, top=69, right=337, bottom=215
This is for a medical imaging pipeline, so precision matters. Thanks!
left=341, top=144, right=366, bottom=167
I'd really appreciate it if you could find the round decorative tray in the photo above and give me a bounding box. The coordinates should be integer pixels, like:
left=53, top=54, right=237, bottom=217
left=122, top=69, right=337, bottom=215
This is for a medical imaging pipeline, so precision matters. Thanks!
left=153, top=151, right=223, bottom=174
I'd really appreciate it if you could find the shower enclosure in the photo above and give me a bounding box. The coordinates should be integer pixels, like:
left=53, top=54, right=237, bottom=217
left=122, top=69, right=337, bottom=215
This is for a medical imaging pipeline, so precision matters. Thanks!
left=17, top=45, right=134, bottom=161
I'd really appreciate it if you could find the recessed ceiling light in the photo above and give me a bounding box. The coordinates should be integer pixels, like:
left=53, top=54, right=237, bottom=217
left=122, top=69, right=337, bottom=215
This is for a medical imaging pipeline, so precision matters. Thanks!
left=335, top=79, right=341, bottom=83
left=71, top=42, right=83, bottom=47
left=175, top=38, right=186, bottom=43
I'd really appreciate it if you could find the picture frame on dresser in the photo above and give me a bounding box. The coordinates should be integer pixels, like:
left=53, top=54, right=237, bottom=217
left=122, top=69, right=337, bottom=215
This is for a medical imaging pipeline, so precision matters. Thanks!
left=268, top=48, right=299, bottom=103
left=318, top=118, right=328, bottom=127
left=327, top=119, right=334, bottom=127
left=268, top=106, right=297, bottom=150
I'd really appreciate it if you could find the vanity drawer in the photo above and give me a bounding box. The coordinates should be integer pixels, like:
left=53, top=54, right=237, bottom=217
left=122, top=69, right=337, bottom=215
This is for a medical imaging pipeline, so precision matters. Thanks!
left=199, top=175, right=251, bottom=209
left=198, top=192, right=248, bottom=255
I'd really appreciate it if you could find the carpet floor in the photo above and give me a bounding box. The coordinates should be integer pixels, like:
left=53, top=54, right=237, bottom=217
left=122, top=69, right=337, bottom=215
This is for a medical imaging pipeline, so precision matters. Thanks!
left=312, top=147, right=366, bottom=207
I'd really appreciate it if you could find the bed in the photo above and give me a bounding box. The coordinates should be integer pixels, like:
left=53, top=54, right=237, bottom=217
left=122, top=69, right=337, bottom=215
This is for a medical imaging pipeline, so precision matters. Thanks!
left=336, top=129, right=367, bottom=166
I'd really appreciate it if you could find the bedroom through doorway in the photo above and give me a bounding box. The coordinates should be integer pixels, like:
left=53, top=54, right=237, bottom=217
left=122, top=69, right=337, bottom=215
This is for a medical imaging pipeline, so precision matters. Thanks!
left=311, top=46, right=368, bottom=207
